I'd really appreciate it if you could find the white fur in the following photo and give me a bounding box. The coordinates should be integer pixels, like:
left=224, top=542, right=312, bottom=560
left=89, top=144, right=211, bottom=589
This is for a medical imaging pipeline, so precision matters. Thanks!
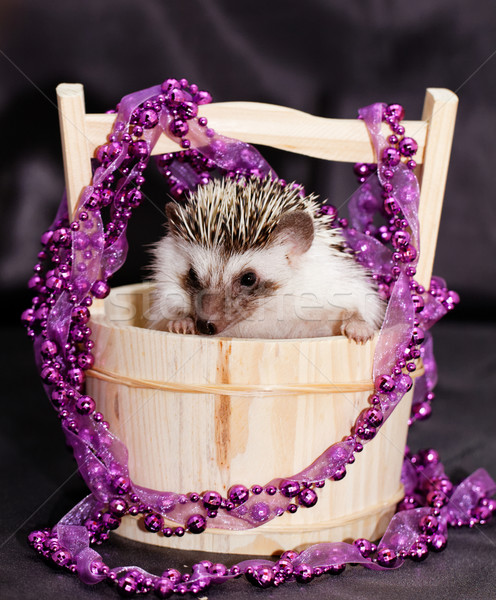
left=148, top=230, right=385, bottom=341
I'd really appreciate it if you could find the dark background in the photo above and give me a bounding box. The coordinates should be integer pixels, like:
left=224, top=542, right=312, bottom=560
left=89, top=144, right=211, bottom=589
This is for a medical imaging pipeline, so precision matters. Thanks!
left=1, top=1, right=495, bottom=599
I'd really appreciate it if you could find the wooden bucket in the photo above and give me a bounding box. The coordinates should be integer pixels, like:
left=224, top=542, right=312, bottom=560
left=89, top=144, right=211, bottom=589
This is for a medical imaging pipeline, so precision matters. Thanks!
left=86, top=282, right=418, bottom=555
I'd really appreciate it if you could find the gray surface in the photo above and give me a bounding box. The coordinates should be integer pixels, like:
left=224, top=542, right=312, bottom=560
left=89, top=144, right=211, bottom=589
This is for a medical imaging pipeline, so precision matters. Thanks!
left=1, top=2, right=496, bottom=598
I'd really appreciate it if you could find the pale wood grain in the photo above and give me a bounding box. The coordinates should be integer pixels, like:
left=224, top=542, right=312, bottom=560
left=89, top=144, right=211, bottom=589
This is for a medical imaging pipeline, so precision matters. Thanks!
left=416, top=88, right=458, bottom=288
left=84, top=102, right=427, bottom=164
left=86, top=283, right=418, bottom=554
left=56, top=84, right=93, bottom=218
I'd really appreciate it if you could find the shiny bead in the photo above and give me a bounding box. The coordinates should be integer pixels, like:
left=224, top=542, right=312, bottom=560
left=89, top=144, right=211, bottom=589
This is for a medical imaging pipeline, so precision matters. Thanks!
left=117, top=572, right=139, bottom=596
left=202, top=490, right=222, bottom=510
left=294, top=563, right=313, bottom=583
left=399, top=137, right=418, bottom=157
left=102, top=513, right=120, bottom=530
left=138, top=109, right=158, bottom=129
left=279, top=480, right=300, bottom=498
left=154, top=578, right=174, bottom=598
left=382, top=147, right=400, bottom=166
left=388, top=103, right=405, bottom=121
left=376, top=547, right=397, bottom=567
left=169, top=119, right=189, bottom=138
left=354, top=538, right=375, bottom=557
left=384, top=197, right=400, bottom=215
left=375, top=374, right=396, bottom=393
left=187, top=514, right=207, bottom=534
left=429, top=533, right=447, bottom=552
left=75, top=395, right=95, bottom=415
left=420, top=514, right=439, bottom=535
left=332, top=466, right=346, bottom=481
left=51, top=548, right=72, bottom=567
left=91, top=280, right=110, bottom=299
left=109, top=498, right=127, bottom=517
left=144, top=512, right=163, bottom=532
left=250, top=502, right=270, bottom=522
left=228, top=484, right=249, bottom=505
left=246, top=565, right=274, bottom=588
left=298, top=487, right=318, bottom=507
left=111, top=475, right=131, bottom=495
left=363, top=406, right=384, bottom=427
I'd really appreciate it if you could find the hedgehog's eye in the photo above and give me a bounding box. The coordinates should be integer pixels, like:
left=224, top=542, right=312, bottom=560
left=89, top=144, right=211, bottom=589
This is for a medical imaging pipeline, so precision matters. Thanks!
left=240, top=271, right=257, bottom=287
left=187, top=267, right=200, bottom=287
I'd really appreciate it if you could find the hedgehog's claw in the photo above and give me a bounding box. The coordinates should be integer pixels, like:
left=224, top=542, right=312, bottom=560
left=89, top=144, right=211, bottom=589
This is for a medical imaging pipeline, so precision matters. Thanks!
left=167, top=317, right=196, bottom=335
left=341, top=314, right=375, bottom=344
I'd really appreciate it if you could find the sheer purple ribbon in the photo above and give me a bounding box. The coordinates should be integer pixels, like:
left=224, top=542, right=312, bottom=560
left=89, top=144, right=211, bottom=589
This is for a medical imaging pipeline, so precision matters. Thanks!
left=29, top=84, right=494, bottom=591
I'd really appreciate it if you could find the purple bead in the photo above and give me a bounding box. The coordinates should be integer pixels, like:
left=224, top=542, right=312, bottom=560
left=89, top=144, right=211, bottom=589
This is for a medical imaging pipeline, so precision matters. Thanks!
left=384, top=197, right=400, bottom=215
left=250, top=502, right=270, bottom=522
left=109, top=498, right=128, bottom=517
left=411, top=327, right=425, bottom=345
left=194, top=90, right=212, bottom=105
left=412, top=401, right=432, bottom=421
left=419, top=448, right=439, bottom=466
left=375, top=374, right=396, bottom=393
left=362, top=406, right=384, bottom=427
left=387, top=103, right=405, bottom=121
left=333, top=465, right=347, bottom=481
left=429, top=533, right=447, bottom=552
left=202, top=490, right=222, bottom=510
left=279, top=480, right=300, bottom=498
left=186, top=513, right=207, bottom=534
left=91, top=280, right=110, bottom=299
left=169, top=119, right=189, bottom=138
left=298, top=487, right=318, bottom=508
left=75, top=395, right=95, bottom=415
left=154, top=578, right=174, bottom=598
left=162, top=568, right=181, bottom=582
left=111, top=475, right=131, bottom=495
left=228, top=484, right=249, bottom=505
left=67, top=367, right=85, bottom=388
left=382, top=147, right=401, bottom=166
left=402, top=244, right=417, bottom=263
left=399, top=137, right=418, bottom=157
left=294, top=563, right=313, bottom=583
left=40, top=366, right=61, bottom=385
left=179, top=101, right=198, bottom=119
left=51, top=548, right=72, bottom=567
left=102, top=512, right=120, bottom=530
left=376, top=547, right=397, bottom=567
left=138, top=109, right=158, bottom=129
left=161, top=78, right=181, bottom=93
left=41, top=339, right=58, bottom=357
left=354, top=538, right=375, bottom=557
left=410, top=540, right=429, bottom=561
left=118, top=572, right=139, bottom=596
left=392, top=230, right=410, bottom=249
left=246, top=566, right=274, bottom=588
left=420, top=514, right=439, bottom=535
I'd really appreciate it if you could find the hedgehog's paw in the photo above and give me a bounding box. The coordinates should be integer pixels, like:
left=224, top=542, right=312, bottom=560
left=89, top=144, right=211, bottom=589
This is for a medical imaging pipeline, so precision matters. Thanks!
left=341, top=315, right=375, bottom=344
left=166, top=317, right=196, bottom=335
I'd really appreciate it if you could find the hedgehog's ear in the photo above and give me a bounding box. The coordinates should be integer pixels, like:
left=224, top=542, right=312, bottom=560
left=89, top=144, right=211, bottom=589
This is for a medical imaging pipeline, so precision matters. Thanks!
left=166, top=202, right=180, bottom=235
left=270, top=210, right=314, bottom=256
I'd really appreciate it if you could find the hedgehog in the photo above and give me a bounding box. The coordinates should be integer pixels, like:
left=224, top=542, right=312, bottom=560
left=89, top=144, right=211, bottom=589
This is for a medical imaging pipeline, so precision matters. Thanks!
left=148, top=176, right=385, bottom=342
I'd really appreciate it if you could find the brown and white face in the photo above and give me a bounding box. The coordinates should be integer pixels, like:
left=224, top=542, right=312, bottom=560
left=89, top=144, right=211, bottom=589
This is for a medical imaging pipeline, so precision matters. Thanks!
left=168, top=207, right=315, bottom=336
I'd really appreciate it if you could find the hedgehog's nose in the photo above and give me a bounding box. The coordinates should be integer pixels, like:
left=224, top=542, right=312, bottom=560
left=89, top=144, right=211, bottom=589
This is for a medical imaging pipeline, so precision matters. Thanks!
left=196, top=319, right=217, bottom=335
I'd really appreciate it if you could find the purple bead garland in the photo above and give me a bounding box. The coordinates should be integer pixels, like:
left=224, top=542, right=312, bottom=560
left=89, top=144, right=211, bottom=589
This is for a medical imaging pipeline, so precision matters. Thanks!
left=22, top=80, right=496, bottom=596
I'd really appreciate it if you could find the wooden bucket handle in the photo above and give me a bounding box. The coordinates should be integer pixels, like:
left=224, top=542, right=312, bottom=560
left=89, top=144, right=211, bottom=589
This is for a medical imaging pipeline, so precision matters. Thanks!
left=56, top=83, right=457, bottom=289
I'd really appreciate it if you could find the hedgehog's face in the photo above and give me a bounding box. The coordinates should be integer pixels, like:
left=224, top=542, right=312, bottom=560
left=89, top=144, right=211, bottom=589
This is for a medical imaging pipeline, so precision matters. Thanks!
left=171, top=209, right=315, bottom=336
